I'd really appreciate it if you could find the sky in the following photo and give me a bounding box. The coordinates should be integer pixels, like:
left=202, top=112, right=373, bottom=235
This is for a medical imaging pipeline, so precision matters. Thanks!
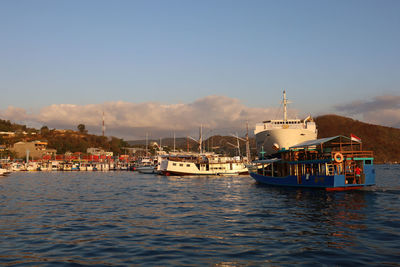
left=1, top=0, right=399, bottom=139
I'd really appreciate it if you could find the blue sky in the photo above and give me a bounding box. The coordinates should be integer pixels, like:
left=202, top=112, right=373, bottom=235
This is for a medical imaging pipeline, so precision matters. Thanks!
left=1, top=0, right=399, bottom=138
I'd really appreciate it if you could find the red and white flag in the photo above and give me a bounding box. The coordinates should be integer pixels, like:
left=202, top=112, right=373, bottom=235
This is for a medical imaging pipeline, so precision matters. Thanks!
left=351, top=134, right=362, bottom=143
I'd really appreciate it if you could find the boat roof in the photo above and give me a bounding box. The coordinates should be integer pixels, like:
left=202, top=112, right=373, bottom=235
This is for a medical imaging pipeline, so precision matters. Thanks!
left=252, top=158, right=281, bottom=164
left=289, top=135, right=351, bottom=149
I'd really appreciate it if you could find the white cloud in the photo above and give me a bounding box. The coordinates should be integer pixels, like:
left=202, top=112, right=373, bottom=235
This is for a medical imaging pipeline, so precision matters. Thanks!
left=1, top=95, right=280, bottom=139
left=335, top=95, right=400, bottom=128
left=6, top=94, right=397, bottom=140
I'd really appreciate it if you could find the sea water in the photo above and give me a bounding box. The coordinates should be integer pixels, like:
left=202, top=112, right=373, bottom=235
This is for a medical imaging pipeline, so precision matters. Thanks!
left=0, top=165, right=399, bottom=266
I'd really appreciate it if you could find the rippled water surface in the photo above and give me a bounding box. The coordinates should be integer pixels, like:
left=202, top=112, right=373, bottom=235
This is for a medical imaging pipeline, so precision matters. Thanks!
left=1, top=165, right=399, bottom=266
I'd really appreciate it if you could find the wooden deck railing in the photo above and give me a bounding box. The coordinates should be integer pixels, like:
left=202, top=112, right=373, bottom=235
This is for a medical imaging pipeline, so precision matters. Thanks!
left=331, top=150, right=373, bottom=159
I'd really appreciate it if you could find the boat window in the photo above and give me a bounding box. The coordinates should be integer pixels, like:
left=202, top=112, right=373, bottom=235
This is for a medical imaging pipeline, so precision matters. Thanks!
left=173, top=163, right=176, bottom=166
left=365, top=160, right=372, bottom=165
left=186, top=164, right=190, bottom=167
left=180, top=164, right=183, bottom=167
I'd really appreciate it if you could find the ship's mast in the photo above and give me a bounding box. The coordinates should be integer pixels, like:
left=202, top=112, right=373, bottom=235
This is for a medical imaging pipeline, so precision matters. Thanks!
left=102, top=111, right=105, bottom=137
left=246, top=121, right=251, bottom=162
left=283, top=90, right=287, bottom=123
left=145, top=133, right=148, bottom=157
left=173, top=131, right=176, bottom=152
left=199, top=125, right=203, bottom=154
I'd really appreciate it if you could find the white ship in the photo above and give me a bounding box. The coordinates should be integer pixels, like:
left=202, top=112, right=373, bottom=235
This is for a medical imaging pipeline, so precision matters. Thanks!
left=255, top=91, right=317, bottom=158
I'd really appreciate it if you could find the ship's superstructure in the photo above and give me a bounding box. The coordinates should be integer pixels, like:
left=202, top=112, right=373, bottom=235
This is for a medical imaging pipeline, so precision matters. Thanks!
left=255, top=91, right=317, bottom=158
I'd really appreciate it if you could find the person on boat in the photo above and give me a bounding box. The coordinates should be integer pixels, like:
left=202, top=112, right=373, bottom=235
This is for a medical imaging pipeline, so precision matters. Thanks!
left=346, top=161, right=352, bottom=173
left=355, top=165, right=362, bottom=183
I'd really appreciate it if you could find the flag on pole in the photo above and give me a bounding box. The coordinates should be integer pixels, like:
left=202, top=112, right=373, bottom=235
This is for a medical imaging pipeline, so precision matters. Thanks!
left=351, top=134, right=362, bottom=143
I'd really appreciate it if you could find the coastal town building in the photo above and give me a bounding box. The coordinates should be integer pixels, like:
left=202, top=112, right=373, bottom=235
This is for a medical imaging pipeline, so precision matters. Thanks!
left=10, top=141, right=57, bottom=159
left=0, top=131, right=16, bottom=138
left=87, top=147, right=113, bottom=157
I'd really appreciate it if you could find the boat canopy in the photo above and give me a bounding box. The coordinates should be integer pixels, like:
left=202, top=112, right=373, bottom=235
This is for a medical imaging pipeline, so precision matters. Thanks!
left=289, top=135, right=351, bottom=149
left=252, top=158, right=281, bottom=164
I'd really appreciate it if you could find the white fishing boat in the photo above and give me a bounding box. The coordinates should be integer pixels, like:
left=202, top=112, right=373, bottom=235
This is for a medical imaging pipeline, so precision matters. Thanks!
left=26, top=162, right=41, bottom=171
left=50, top=161, right=61, bottom=171
left=254, top=91, right=317, bottom=158
left=136, top=157, right=156, bottom=174
left=39, top=162, right=52, bottom=171
left=0, top=167, right=11, bottom=176
left=160, top=153, right=248, bottom=176
left=11, top=162, right=27, bottom=171
left=136, top=165, right=156, bottom=174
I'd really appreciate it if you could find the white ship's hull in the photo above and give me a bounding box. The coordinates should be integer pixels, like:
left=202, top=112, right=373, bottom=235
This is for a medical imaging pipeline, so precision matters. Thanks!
left=256, top=128, right=317, bottom=156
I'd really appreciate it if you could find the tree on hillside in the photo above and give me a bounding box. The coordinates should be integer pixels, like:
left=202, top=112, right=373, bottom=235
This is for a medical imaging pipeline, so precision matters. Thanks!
left=40, top=126, right=49, bottom=135
left=77, top=124, right=87, bottom=134
left=0, top=119, right=12, bottom=131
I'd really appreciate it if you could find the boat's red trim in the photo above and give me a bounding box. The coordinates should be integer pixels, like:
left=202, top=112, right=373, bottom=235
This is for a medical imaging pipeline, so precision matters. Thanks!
left=325, top=186, right=363, bottom=191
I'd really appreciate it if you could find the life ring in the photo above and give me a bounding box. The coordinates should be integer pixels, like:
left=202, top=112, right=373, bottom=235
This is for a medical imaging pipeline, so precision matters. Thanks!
left=334, top=152, right=344, bottom=163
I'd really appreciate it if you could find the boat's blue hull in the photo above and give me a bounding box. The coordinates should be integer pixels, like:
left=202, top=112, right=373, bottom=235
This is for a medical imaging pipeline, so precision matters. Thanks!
left=250, top=165, right=375, bottom=190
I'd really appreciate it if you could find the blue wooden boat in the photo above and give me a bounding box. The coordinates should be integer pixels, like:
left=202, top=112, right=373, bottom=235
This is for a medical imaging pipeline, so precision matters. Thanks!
left=249, top=135, right=375, bottom=191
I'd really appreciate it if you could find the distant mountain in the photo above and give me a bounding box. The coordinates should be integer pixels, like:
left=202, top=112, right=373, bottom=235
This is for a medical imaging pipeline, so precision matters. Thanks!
left=315, top=114, right=400, bottom=163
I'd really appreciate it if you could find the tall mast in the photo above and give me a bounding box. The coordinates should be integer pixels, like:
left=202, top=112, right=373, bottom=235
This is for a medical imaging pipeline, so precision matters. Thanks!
left=283, top=90, right=287, bottom=123
left=199, top=125, right=203, bottom=154
left=145, top=133, right=148, bottom=156
left=236, top=132, right=241, bottom=157
left=246, top=121, right=251, bottom=162
left=102, top=111, right=105, bottom=137
left=173, top=131, right=176, bottom=152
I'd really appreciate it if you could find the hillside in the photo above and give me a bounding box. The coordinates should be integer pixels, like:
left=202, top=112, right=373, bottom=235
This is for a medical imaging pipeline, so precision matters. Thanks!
left=315, top=114, right=400, bottom=163
left=0, top=119, right=128, bottom=155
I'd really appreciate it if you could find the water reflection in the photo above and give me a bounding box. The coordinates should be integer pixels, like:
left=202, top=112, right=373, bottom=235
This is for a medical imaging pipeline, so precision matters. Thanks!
left=0, top=170, right=399, bottom=266
left=255, top=185, right=371, bottom=249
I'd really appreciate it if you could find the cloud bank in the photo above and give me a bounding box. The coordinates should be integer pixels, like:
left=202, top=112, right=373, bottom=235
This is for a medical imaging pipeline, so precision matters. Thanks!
left=1, top=95, right=281, bottom=139
left=2, top=94, right=398, bottom=140
left=335, top=95, right=400, bottom=128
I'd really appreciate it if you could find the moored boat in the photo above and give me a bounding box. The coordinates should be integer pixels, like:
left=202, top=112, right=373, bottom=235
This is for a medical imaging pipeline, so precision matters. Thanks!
left=0, top=167, right=11, bottom=176
left=249, top=135, right=375, bottom=190
left=160, top=153, right=248, bottom=176
left=136, top=157, right=156, bottom=174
